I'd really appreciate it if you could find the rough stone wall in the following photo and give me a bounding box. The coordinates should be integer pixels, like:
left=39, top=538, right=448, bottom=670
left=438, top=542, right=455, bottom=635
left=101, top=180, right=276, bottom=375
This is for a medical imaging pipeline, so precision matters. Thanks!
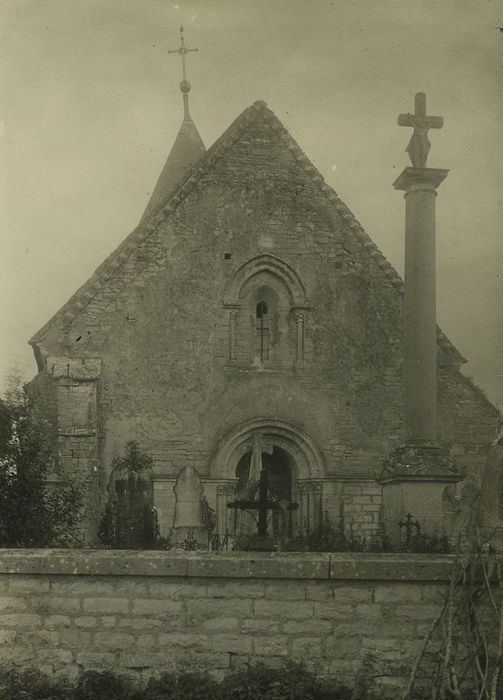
left=0, top=550, right=457, bottom=697
left=28, top=106, right=500, bottom=536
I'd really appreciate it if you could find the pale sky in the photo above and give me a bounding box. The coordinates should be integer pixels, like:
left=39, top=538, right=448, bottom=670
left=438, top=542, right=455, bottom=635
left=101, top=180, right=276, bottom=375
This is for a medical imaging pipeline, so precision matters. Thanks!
left=1, top=0, right=502, bottom=409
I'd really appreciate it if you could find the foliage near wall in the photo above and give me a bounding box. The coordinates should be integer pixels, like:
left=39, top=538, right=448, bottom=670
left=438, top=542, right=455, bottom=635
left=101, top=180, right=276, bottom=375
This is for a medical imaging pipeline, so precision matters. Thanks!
left=0, top=379, right=83, bottom=547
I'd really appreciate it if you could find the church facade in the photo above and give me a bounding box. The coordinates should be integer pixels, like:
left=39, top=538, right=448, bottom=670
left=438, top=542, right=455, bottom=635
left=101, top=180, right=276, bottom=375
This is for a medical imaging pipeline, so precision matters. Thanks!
left=27, top=97, right=499, bottom=543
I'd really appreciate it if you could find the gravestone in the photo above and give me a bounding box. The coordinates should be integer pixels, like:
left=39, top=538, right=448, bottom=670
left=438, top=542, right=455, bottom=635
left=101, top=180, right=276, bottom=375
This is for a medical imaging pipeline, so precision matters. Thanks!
left=171, top=466, right=208, bottom=546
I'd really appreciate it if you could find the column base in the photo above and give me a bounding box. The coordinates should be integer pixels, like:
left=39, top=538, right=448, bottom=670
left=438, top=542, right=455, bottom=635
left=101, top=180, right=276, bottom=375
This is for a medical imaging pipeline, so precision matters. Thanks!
left=380, top=442, right=462, bottom=546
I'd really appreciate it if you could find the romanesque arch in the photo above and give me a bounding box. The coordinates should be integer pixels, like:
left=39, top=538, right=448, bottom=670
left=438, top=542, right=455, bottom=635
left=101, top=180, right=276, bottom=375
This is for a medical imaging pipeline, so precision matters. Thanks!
left=209, top=417, right=325, bottom=481
left=223, top=253, right=307, bottom=306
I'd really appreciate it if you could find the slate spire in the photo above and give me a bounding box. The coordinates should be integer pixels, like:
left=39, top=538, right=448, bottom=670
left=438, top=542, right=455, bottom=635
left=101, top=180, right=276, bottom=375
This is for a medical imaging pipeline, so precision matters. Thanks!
left=139, top=26, right=206, bottom=225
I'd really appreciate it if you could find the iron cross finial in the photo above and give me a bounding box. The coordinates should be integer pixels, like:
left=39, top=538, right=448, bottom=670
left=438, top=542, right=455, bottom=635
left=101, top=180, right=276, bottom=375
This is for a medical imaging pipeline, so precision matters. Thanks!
left=168, top=25, right=198, bottom=92
left=398, top=93, right=444, bottom=168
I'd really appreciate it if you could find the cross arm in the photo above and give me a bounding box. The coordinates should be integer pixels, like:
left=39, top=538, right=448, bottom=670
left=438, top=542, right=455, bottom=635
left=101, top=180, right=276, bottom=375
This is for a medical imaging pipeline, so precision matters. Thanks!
left=398, top=113, right=414, bottom=127
left=426, top=116, right=443, bottom=129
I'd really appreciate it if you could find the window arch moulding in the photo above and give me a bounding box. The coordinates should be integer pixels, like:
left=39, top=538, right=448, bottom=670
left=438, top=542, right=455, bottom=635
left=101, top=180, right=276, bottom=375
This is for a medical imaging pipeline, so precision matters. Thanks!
left=223, top=254, right=310, bottom=368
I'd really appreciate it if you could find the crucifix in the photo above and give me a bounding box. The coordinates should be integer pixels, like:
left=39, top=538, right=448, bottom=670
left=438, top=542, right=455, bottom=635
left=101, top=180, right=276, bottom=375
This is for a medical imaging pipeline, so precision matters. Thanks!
left=398, top=92, right=443, bottom=168
left=228, top=432, right=298, bottom=541
left=168, top=25, right=198, bottom=118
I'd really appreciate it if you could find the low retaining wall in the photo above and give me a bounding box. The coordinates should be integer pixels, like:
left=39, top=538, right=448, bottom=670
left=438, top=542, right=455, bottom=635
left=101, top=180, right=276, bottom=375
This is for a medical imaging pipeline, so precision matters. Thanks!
left=0, top=550, right=454, bottom=696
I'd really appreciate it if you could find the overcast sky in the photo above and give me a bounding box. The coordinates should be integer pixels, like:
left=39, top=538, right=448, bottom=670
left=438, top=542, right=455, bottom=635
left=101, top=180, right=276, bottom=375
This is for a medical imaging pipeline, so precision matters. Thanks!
left=1, top=0, right=502, bottom=409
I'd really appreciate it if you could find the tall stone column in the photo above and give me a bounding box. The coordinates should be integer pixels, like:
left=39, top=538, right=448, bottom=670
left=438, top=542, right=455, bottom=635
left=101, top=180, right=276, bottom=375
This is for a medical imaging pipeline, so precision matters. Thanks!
left=395, top=166, right=447, bottom=443
left=380, top=93, right=460, bottom=544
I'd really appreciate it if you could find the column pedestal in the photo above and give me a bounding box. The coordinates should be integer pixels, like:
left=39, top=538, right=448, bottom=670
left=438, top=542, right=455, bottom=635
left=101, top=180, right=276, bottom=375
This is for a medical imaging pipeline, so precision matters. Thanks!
left=380, top=442, right=460, bottom=545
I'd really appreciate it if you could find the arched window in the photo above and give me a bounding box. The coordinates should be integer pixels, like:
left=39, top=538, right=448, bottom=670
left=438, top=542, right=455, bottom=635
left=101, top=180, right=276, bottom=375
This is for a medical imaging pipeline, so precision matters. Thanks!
left=256, top=301, right=270, bottom=362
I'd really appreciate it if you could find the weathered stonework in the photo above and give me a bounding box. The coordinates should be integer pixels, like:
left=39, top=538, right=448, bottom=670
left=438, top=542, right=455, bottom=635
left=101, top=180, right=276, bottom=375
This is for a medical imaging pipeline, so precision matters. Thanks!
left=0, top=549, right=461, bottom=696
left=26, top=101, right=500, bottom=541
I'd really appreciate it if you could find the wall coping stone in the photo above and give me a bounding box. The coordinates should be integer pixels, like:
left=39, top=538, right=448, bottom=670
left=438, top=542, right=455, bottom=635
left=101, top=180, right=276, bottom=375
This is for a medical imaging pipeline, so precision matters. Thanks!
left=0, top=549, right=455, bottom=582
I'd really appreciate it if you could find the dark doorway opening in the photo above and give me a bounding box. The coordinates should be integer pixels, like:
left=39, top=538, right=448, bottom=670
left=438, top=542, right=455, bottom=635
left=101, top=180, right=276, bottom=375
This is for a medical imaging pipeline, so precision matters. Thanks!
left=235, top=446, right=293, bottom=536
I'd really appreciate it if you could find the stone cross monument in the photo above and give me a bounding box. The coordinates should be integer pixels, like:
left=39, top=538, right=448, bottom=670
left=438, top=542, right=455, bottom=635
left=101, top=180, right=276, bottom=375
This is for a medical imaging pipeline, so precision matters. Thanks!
left=381, top=93, right=461, bottom=544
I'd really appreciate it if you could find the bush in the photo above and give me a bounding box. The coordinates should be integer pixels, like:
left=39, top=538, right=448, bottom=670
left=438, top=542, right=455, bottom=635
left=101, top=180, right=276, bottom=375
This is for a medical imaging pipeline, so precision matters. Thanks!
left=98, top=440, right=163, bottom=549
left=0, top=667, right=72, bottom=699
left=0, top=664, right=353, bottom=700
left=74, top=670, right=137, bottom=700
left=0, top=378, right=83, bottom=548
left=142, top=670, right=220, bottom=699
left=220, top=663, right=352, bottom=700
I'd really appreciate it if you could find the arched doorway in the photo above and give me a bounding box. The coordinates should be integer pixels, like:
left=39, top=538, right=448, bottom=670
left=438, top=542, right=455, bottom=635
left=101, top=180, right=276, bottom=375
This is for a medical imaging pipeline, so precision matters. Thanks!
left=234, top=446, right=294, bottom=539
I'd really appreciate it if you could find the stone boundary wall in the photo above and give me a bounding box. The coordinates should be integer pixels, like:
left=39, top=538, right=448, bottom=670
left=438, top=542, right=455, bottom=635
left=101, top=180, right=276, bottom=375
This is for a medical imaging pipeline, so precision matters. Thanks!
left=0, top=550, right=455, bottom=696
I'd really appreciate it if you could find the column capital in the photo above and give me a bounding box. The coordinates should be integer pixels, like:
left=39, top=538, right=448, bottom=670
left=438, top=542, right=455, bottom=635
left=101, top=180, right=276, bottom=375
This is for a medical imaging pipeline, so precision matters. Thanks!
left=393, top=167, right=449, bottom=192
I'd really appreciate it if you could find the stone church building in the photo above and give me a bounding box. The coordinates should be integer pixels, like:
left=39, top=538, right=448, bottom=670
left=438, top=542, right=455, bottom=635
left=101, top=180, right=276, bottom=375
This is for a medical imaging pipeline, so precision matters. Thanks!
left=27, top=76, right=499, bottom=543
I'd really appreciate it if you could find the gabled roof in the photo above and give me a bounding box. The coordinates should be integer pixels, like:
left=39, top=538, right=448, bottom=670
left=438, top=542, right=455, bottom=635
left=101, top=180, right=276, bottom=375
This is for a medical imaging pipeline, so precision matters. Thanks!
left=29, top=100, right=465, bottom=366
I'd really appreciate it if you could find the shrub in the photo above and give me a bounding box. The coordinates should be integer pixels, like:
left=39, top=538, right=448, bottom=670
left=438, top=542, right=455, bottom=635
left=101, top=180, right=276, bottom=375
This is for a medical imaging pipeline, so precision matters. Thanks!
left=0, top=667, right=72, bottom=700
left=98, top=440, right=163, bottom=549
left=74, top=670, right=136, bottom=700
left=0, top=377, right=83, bottom=547
left=0, top=664, right=354, bottom=700
left=142, top=670, right=220, bottom=699
left=220, top=662, right=352, bottom=700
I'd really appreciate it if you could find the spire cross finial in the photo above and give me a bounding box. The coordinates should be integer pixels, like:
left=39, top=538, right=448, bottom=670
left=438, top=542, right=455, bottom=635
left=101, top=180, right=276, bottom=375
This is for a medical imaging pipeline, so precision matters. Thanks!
left=168, top=25, right=198, bottom=87
left=398, top=93, right=444, bottom=168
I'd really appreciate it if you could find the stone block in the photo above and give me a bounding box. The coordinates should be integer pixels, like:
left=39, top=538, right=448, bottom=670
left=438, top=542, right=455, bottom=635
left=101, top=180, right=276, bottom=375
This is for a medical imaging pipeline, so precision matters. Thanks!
left=290, top=637, right=323, bottom=657
left=202, top=617, right=240, bottom=633
left=282, top=619, right=332, bottom=635
left=83, top=597, right=129, bottom=614
left=324, top=635, right=362, bottom=658
left=75, top=651, right=116, bottom=667
left=0, top=613, right=42, bottom=628
left=132, top=598, right=183, bottom=616
left=391, top=604, right=439, bottom=622
left=264, top=582, right=306, bottom=600
left=119, top=651, right=170, bottom=669
left=43, top=614, right=72, bottom=628
left=59, top=630, right=92, bottom=647
left=118, top=616, right=166, bottom=630
left=252, top=635, right=288, bottom=656
left=33, top=597, right=81, bottom=614
left=313, top=602, right=354, bottom=621
left=101, top=616, right=117, bottom=628
left=0, top=596, right=27, bottom=612
left=352, top=604, right=385, bottom=622
left=207, top=581, right=265, bottom=599
left=0, top=629, right=16, bottom=645
left=149, top=581, right=208, bottom=599
left=210, top=633, right=253, bottom=654
left=10, top=577, right=50, bottom=594
left=0, top=646, right=34, bottom=664
left=330, top=585, right=374, bottom=604
left=175, top=649, right=231, bottom=671
left=74, top=616, right=98, bottom=628
left=158, top=632, right=207, bottom=648
left=38, top=647, right=74, bottom=665
left=254, top=599, right=313, bottom=620
left=94, top=631, right=136, bottom=649
left=374, top=583, right=424, bottom=603
left=240, top=618, right=281, bottom=634
left=187, top=598, right=252, bottom=622
left=50, top=579, right=116, bottom=597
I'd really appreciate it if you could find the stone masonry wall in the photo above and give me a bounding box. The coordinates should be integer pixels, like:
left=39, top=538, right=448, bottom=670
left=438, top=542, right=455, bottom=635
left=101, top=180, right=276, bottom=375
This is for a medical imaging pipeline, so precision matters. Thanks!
left=0, top=549, right=458, bottom=697
left=32, top=106, right=500, bottom=493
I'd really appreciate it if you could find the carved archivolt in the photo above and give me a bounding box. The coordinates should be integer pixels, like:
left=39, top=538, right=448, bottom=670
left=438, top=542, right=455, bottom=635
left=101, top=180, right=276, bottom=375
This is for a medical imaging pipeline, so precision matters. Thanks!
left=209, top=418, right=325, bottom=481
left=223, top=254, right=309, bottom=366
left=223, top=253, right=307, bottom=306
